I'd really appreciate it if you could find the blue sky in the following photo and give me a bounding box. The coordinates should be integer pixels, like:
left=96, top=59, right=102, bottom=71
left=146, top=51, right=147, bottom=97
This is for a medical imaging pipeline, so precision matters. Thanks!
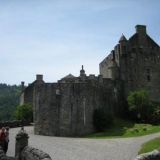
left=0, top=0, right=160, bottom=85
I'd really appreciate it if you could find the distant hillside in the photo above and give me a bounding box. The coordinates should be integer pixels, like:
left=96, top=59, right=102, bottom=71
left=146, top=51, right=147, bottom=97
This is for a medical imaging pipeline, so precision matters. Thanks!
left=0, top=83, right=21, bottom=121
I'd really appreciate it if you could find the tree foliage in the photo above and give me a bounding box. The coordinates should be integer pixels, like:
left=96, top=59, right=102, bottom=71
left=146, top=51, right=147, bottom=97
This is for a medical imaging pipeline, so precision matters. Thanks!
left=0, top=83, right=21, bottom=121
left=127, top=90, right=160, bottom=124
left=15, top=104, right=33, bottom=122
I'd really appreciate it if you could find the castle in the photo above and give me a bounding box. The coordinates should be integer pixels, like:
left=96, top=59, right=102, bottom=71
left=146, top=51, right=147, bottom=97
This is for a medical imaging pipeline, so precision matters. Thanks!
left=21, top=25, right=160, bottom=136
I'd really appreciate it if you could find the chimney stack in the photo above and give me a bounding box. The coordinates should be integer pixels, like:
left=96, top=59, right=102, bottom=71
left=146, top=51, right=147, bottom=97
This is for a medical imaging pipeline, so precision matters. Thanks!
left=135, top=25, right=147, bottom=46
left=135, top=25, right=146, bottom=35
left=36, top=74, right=43, bottom=81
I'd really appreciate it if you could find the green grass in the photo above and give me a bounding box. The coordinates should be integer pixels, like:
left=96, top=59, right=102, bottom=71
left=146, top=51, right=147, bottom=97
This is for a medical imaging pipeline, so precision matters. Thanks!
left=86, top=118, right=160, bottom=139
left=139, top=137, right=160, bottom=154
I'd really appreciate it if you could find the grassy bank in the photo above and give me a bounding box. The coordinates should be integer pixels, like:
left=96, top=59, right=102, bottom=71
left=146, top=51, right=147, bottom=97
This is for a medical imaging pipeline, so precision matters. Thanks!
left=139, top=137, right=160, bottom=154
left=87, top=118, right=160, bottom=138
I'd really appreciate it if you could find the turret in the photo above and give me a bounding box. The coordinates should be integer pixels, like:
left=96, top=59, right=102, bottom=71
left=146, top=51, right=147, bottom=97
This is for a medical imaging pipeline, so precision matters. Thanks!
left=21, top=81, right=25, bottom=91
left=119, top=34, right=127, bottom=55
left=80, top=65, right=86, bottom=77
left=80, top=65, right=86, bottom=81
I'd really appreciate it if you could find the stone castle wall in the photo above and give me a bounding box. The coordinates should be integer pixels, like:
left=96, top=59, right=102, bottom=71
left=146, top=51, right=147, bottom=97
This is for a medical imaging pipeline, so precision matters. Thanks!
left=32, top=78, right=120, bottom=136
left=21, top=24, right=160, bottom=137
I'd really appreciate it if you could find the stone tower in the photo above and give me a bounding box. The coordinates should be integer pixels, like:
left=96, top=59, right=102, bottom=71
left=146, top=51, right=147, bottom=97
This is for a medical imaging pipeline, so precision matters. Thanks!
left=100, top=25, right=160, bottom=101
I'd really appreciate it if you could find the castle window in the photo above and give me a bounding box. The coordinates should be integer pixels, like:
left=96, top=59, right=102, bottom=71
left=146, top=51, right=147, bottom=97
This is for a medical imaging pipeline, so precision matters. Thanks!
left=147, top=75, right=150, bottom=81
left=122, top=46, right=126, bottom=53
left=146, top=69, right=151, bottom=82
left=71, top=103, right=73, bottom=113
left=132, top=48, right=136, bottom=52
left=56, top=89, right=60, bottom=95
left=146, top=69, right=150, bottom=74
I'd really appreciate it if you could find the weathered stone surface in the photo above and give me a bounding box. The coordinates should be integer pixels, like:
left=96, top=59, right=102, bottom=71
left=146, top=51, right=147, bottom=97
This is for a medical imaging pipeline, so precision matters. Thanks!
left=15, top=129, right=52, bottom=160
left=0, top=147, right=15, bottom=160
left=135, top=150, right=160, bottom=160
left=21, top=146, right=52, bottom=160
left=100, top=25, right=160, bottom=101
left=21, top=25, right=160, bottom=137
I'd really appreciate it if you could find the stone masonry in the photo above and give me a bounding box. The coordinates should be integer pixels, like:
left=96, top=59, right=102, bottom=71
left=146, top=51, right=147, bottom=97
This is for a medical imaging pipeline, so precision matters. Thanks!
left=100, top=25, right=160, bottom=101
left=22, top=68, right=121, bottom=136
left=21, top=25, right=160, bottom=137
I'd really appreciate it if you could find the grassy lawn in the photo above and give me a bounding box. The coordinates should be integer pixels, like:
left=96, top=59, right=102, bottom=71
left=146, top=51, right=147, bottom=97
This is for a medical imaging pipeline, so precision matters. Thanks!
left=138, top=137, right=160, bottom=154
left=86, top=118, right=160, bottom=138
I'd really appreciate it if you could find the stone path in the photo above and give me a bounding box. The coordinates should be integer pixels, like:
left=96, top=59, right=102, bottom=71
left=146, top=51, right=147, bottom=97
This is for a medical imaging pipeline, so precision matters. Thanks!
left=7, top=126, right=160, bottom=160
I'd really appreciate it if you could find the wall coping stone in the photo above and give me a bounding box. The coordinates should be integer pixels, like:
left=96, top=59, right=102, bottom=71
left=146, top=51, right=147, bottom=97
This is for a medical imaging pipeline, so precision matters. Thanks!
left=135, top=150, right=160, bottom=160
left=21, top=146, right=52, bottom=160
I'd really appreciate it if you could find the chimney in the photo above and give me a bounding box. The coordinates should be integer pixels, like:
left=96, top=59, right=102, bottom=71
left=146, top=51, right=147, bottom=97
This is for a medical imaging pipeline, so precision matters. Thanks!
left=135, top=25, right=146, bottom=35
left=135, top=25, right=147, bottom=46
left=21, top=81, right=25, bottom=91
left=36, top=74, right=43, bottom=81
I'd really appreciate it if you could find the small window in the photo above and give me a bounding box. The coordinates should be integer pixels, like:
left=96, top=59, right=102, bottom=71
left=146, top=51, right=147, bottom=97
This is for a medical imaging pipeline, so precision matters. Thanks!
left=146, top=69, right=151, bottom=82
left=146, top=69, right=150, bottom=74
left=147, top=75, right=150, bottom=81
left=132, top=48, right=136, bottom=52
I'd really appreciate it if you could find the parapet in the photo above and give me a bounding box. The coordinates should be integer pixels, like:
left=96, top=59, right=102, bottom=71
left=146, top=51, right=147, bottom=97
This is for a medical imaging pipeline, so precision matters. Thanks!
left=88, top=74, right=96, bottom=80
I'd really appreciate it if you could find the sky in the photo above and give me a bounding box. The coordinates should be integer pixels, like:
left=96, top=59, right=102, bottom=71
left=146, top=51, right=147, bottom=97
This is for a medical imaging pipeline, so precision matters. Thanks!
left=0, top=0, right=160, bottom=85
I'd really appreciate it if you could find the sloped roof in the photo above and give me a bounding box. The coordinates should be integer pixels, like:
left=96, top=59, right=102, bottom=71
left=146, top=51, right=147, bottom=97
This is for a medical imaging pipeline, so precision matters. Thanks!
left=62, top=74, right=75, bottom=79
left=129, top=33, right=160, bottom=47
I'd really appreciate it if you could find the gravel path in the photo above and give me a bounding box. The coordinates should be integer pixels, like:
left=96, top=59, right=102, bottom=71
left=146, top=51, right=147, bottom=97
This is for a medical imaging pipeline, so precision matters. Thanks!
left=7, top=126, right=160, bottom=160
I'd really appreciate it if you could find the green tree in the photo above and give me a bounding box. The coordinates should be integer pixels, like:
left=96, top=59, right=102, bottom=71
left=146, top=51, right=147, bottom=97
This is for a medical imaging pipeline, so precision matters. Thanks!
left=0, top=83, right=21, bottom=121
left=127, top=90, right=153, bottom=122
left=15, top=104, right=33, bottom=122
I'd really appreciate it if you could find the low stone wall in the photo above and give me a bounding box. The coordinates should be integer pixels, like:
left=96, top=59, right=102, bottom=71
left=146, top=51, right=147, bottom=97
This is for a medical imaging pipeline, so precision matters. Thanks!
left=0, top=147, right=15, bottom=160
left=15, top=128, right=52, bottom=160
left=0, top=147, right=8, bottom=160
left=21, top=146, right=51, bottom=160
left=0, top=128, right=51, bottom=160
left=135, top=150, right=160, bottom=160
left=0, top=120, right=31, bottom=128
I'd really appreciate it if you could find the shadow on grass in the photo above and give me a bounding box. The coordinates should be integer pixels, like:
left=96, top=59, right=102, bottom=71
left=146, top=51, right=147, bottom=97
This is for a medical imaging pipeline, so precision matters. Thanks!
left=87, top=118, right=135, bottom=138
left=86, top=118, right=160, bottom=138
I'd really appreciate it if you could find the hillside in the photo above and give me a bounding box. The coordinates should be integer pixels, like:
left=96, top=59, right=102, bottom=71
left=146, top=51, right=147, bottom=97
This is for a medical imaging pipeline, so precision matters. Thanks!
left=0, top=83, right=21, bottom=121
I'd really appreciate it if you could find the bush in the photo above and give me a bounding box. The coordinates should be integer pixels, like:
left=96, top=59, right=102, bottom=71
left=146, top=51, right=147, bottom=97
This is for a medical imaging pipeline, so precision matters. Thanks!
left=127, top=90, right=160, bottom=124
left=15, top=104, right=33, bottom=123
left=151, top=105, right=160, bottom=124
left=127, top=90, right=154, bottom=122
left=93, top=108, right=114, bottom=131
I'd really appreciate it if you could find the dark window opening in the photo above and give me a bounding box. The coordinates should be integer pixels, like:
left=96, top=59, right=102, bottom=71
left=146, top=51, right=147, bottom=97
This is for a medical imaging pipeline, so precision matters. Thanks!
left=146, top=69, right=151, bottom=82
left=132, top=48, right=136, bottom=52
left=146, top=69, right=150, bottom=73
left=147, top=75, right=150, bottom=81
left=71, top=104, right=73, bottom=113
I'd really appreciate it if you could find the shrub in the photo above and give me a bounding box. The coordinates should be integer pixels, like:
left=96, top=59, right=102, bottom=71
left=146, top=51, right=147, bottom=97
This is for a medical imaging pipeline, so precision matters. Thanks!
left=151, top=105, right=160, bottom=124
left=127, top=90, right=154, bottom=122
left=93, top=108, right=114, bottom=131
left=15, top=104, right=33, bottom=123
